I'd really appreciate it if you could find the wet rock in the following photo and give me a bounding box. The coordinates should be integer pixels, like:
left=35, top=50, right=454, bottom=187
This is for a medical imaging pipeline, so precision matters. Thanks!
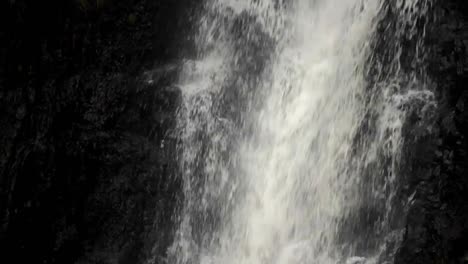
left=0, top=0, right=197, bottom=263
left=395, top=1, right=468, bottom=263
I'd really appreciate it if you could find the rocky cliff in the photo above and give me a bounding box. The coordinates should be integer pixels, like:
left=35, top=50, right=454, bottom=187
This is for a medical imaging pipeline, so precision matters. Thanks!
left=396, top=1, right=468, bottom=264
left=0, top=1, right=196, bottom=263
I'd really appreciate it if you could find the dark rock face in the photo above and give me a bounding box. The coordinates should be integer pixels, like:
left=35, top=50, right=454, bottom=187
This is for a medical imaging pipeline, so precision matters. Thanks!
left=395, top=1, right=468, bottom=264
left=0, top=1, right=197, bottom=263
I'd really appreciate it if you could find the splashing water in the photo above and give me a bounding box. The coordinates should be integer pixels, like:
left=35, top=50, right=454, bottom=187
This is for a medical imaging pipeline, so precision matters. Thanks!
left=167, top=0, right=434, bottom=264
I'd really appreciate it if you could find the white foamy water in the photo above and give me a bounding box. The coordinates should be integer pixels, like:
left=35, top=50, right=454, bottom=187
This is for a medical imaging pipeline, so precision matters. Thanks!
left=166, top=1, right=434, bottom=264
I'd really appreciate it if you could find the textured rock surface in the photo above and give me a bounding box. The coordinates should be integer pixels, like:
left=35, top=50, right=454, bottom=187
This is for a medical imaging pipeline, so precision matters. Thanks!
left=395, top=1, right=468, bottom=264
left=0, top=1, right=196, bottom=263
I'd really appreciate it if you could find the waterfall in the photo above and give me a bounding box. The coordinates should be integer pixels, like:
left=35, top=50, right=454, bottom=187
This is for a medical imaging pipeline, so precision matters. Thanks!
left=167, top=0, right=434, bottom=264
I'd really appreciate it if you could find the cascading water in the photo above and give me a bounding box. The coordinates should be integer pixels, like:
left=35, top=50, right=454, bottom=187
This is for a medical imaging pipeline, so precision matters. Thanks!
left=166, top=0, right=434, bottom=264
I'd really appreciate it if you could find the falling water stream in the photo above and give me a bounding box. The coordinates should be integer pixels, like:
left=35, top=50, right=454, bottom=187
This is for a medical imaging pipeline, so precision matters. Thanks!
left=167, top=0, right=434, bottom=264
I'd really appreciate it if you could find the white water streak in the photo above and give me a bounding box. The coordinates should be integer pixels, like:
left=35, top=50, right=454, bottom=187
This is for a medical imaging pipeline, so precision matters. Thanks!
left=168, top=1, right=434, bottom=264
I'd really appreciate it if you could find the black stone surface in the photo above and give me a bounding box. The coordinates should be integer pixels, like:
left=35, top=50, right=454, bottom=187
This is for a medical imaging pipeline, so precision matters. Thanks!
left=0, top=1, right=197, bottom=263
